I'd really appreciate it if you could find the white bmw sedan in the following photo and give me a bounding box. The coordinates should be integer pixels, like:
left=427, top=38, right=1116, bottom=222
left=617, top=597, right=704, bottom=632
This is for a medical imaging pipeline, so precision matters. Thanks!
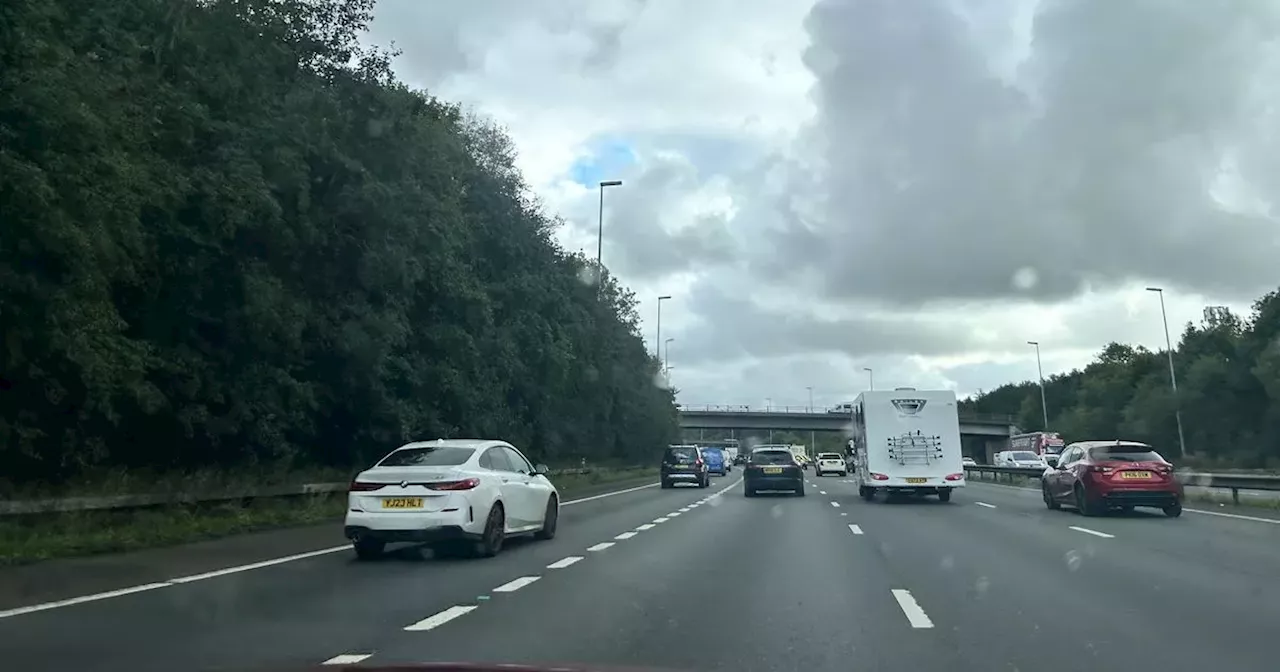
left=344, top=439, right=560, bottom=560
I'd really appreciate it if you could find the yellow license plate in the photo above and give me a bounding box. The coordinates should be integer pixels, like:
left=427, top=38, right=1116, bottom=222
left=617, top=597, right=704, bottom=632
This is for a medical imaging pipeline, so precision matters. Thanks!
left=763, top=467, right=783, bottom=474
left=382, top=497, right=424, bottom=509
left=1121, top=471, right=1153, bottom=479
left=905, top=478, right=927, bottom=484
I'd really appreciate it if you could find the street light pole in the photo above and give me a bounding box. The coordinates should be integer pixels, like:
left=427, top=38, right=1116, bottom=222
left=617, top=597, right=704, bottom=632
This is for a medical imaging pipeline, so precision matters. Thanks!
left=806, top=386, right=814, bottom=412
left=1147, top=287, right=1188, bottom=458
left=863, top=367, right=874, bottom=391
left=664, top=337, right=674, bottom=372
left=1027, top=341, right=1049, bottom=430
left=655, top=295, right=672, bottom=359
left=596, top=180, right=622, bottom=293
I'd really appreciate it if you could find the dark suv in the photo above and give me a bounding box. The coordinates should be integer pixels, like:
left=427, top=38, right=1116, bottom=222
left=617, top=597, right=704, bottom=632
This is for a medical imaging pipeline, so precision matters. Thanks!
left=661, top=445, right=710, bottom=489
left=744, top=448, right=805, bottom=497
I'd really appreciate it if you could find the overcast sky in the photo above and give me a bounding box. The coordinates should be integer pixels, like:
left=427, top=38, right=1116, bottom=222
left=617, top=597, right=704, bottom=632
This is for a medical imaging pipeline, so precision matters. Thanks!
left=364, top=0, right=1280, bottom=410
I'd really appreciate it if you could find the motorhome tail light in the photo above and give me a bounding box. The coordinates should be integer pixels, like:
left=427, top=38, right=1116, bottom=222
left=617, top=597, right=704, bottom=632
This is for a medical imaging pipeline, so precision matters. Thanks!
left=870, top=472, right=889, bottom=481
left=945, top=473, right=965, bottom=481
left=427, top=478, right=481, bottom=491
left=349, top=480, right=386, bottom=492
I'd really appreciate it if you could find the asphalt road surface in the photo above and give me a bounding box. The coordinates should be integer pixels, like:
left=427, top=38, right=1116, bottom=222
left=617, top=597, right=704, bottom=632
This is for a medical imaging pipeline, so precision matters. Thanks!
left=2, top=474, right=1278, bottom=672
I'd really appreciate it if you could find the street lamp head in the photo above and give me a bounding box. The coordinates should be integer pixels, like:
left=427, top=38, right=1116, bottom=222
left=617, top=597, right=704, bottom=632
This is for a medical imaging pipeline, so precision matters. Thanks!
left=1027, top=340, right=1039, bottom=346
left=600, top=180, right=623, bottom=188
left=863, top=367, right=872, bottom=372
left=658, top=295, right=672, bottom=300
left=1146, top=287, right=1162, bottom=293
left=665, top=337, right=674, bottom=344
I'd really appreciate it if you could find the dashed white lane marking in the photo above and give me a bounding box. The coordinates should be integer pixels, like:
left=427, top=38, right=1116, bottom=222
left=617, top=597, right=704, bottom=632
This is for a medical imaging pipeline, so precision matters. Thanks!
left=1069, top=526, right=1115, bottom=539
left=405, top=605, right=478, bottom=631
left=636, top=523, right=656, bottom=531
left=323, top=654, right=373, bottom=665
left=587, top=542, right=615, bottom=552
left=891, top=589, right=934, bottom=629
left=830, top=501, right=841, bottom=508
left=492, top=576, right=540, bottom=593
left=547, top=556, right=583, bottom=569
left=975, top=502, right=997, bottom=509
left=819, top=491, right=828, bottom=495
left=847, top=524, right=864, bottom=535
left=668, top=512, right=682, bottom=517
left=840, top=512, right=848, bottom=516
left=614, top=531, right=638, bottom=540
left=653, top=517, right=669, bottom=523
left=678, top=507, right=691, bottom=512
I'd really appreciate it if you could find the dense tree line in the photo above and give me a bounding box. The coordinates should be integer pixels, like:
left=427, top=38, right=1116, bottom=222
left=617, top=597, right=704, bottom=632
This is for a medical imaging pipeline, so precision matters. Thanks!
left=0, top=0, right=679, bottom=487
left=961, top=290, right=1280, bottom=469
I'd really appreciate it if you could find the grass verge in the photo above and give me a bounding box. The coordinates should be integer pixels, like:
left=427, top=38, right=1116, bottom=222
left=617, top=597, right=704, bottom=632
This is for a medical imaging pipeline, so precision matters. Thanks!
left=0, top=466, right=657, bottom=566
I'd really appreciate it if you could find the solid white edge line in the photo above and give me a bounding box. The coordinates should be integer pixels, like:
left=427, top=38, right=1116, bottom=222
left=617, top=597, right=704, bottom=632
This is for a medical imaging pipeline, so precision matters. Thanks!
left=547, top=556, right=583, bottom=569
left=1186, top=508, right=1280, bottom=524
left=322, top=654, right=373, bottom=665
left=586, top=542, right=615, bottom=552
left=847, top=524, right=864, bottom=535
left=891, top=589, right=934, bottom=628
left=404, top=605, right=478, bottom=631
left=561, top=481, right=660, bottom=505
left=1069, top=525, right=1115, bottom=539
left=614, top=531, right=637, bottom=540
left=492, top=576, right=541, bottom=593
left=0, top=582, right=172, bottom=620
left=0, top=478, right=668, bottom=621
left=168, top=545, right=349, bottom=583
left=975, top=502, right=997, bottom=509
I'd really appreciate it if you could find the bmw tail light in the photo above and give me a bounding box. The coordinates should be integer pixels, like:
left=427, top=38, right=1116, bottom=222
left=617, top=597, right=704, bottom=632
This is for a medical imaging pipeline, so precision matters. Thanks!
left=944, top=473, right=964, bottom=481
left=349, top=480, right=386, bottom=492
left=870, top=472, right=889, bottom=481
left=427, top=478, right=481, bottom=491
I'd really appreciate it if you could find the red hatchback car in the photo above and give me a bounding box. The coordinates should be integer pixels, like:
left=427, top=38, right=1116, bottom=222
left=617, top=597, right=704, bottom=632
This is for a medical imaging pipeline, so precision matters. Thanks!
left=1041, top=440, right=1183, bottom=517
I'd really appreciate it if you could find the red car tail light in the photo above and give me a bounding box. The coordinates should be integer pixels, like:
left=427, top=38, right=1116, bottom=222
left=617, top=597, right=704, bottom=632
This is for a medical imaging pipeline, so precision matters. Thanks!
left=349, top=480, right=386, bottom=492
left=870, top=472, right=889, bottom=481
left=1088, top=465, right=1114, bottom=475
left=427, top=478, right=481, bottom=491
left=944, top=473, right=964, bottom=481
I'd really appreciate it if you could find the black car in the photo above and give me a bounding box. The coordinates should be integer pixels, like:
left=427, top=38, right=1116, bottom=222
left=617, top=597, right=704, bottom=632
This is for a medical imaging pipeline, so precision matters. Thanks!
left=744, top=449, right=805, bottom=497
left=661, top=445, right=710, bottom=489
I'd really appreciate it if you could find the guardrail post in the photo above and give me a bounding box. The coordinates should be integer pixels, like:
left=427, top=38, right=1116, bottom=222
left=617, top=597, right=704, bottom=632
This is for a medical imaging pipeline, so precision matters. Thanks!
left=1232, top=487, right=1240, bottom=505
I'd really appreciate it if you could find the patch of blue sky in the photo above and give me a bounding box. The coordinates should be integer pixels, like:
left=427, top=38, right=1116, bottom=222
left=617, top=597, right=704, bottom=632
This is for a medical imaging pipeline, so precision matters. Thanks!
left=568, top=137, right=639, bottom=187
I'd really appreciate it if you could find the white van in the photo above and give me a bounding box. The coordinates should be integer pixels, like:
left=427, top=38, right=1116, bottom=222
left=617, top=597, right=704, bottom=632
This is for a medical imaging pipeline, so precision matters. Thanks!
left=849, top=388, right=965, bottom=502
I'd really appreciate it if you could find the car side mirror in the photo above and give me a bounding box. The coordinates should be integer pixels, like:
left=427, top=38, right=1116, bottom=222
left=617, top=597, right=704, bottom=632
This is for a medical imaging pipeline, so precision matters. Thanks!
left=534, top=464, right=549, bottom=476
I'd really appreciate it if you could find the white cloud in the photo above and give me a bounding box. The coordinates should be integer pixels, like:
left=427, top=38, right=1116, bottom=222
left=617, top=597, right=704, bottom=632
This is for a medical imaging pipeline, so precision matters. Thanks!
left=364, top=0, right=1280, bottom=406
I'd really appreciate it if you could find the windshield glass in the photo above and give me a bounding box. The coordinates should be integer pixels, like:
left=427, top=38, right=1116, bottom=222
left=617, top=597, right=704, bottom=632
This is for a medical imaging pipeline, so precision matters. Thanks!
left=752, top=451, right=795, bottom=466
left=1011, top=451, right=1039, bottom=460
left=377, top=446, right=475, bottom=467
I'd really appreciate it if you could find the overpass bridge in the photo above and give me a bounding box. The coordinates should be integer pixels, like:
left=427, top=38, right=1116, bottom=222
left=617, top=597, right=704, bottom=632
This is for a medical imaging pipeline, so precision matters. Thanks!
left=677, top=405, right=1018, bottom=459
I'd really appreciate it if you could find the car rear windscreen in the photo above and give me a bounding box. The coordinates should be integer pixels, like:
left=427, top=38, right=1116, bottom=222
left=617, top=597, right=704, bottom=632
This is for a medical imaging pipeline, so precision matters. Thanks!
left=817, top=453, right=841, bottom=460
left=378, top=446, right=475, bottom=467
left=666, top=447, right=698, bottom=463
left=752, top=451, right=795, bottom=466
left=1089, top=446, right=1164, bottom=462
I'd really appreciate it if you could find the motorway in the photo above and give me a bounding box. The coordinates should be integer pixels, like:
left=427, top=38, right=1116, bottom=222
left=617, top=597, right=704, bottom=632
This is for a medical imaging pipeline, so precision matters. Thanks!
left=2, top=476, right=1278, bottom=672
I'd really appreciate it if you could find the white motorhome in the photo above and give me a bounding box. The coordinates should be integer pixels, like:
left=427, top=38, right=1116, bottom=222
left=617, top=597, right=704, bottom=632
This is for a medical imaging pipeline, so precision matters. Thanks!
left=849, top=388, right=965, bottom=502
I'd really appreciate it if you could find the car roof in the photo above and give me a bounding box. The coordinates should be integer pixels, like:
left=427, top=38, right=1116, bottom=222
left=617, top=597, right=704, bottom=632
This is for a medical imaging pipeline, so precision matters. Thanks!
left=395, top=439, right=509, bottom=451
